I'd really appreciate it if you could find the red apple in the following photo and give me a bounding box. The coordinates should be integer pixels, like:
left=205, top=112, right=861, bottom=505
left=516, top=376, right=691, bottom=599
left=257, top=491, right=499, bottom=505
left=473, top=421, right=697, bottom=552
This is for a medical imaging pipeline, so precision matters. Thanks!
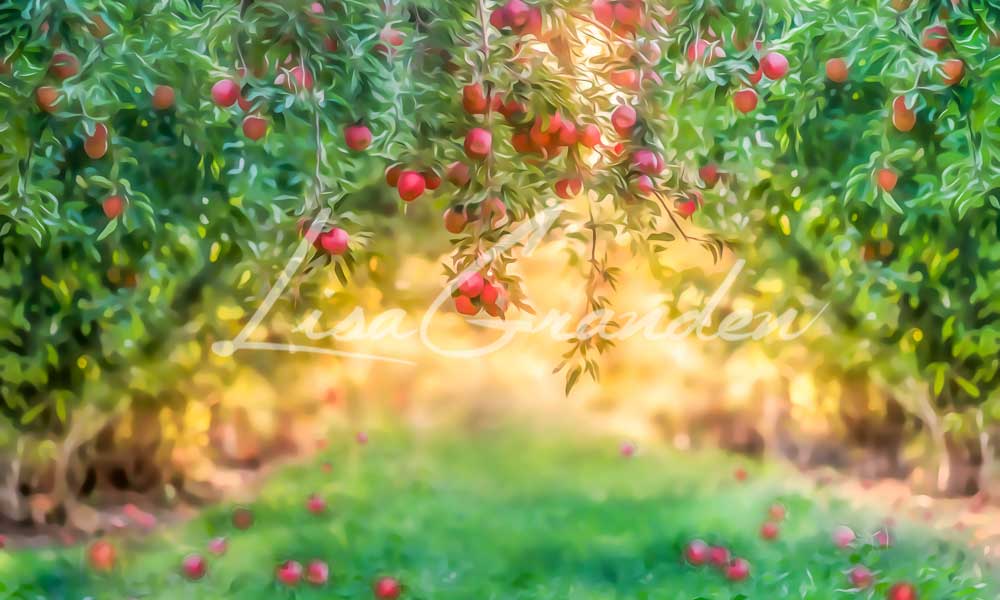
left=385, top=165, right=403, bottom=187
left=181, top=554, right=207, bottom=581
left=734, top=467, right=747, bottom=481
left=306, top=560, right=329, bottom=585
left=232, top=507, right=254, bottom=529
left=877, top=168, right=898, bottom=192
left=481, top=197, right=507, bottom=227
left=580, top=124, right=601, bottom=148
left=208, top=537, right=227, bottom=555
left=446, top=162, right=471, bottom=186
left=849, top=565, right=874, bottom=589
left=319, top=227, right=349, bottom=255
left=88, top=540, right=116, bottom=572
left=760, top=522, right=779, bottom=540
left=152, top=85, right=175, bottom=110
left=344, top=123, right=373, bottom=151
left=50, top=51, right=79, bottom=80
left=699, top=163, right=719, bottom=187
left=611, top=104, right=637, bottom=135
left=85, top=124, right=109, bottom=159
left=463, top=83, right=488, bottom=114
left=832, top=525, right=856, bottom=548
left=276, top=560, right=304, bottom=586
left=555, top=178, right=583, bottom=199
left=211, top=79, right=239, bottom=107
left=632, top=149, right=662, bottom=175
left=36, top=86, right=60, bottom=113
left=464, top=128, right=492, bottom=160
left=748, top=66, right=763, bottom=85
left=684, top=539, right=709, bottom=565
left=480, top=281, right=500, bottom=305
left=733, top=89, right=758, bottom=113
left=424, top=170, right=442, bottom=190
left=887, top=582, right=918, bottom=600
left=940, top=58, right=964, bottom=86
left=455, top=296, right=478, bottom=315
left=397, top=171, right=426, bottom=202
left=102, top=195, right=124, bottom=219
left=826, top=58, right=849, bottom=83
left=458, top=272, right=485, bottom=297
left=874, top=527, right=892, bottom=548
left=619, top=441, right=636, bottom=457
left=242, top=115, right=268, bottom=141
left=306, top=494, right=327, bottom=514
left=444, top=208, right=468, bottom=234
left=760, top=52, right=789, bottom=80
left=634, top=174, right=654, bottom=195
left=374, top=576, right=402, bottom=599
left=708, top=545, right=730, bottom=567
left=356, top=431, right=369, bottom=444
left=725, top=558, right=750, bottom=581
left=922, top=25, right=949, bottom=53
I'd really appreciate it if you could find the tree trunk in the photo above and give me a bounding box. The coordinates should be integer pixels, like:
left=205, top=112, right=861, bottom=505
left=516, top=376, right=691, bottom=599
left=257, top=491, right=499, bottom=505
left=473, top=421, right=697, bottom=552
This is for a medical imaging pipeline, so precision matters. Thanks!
left=838, top=375, right=906, bottom=479
left=943, top=432, right=982, bottom=497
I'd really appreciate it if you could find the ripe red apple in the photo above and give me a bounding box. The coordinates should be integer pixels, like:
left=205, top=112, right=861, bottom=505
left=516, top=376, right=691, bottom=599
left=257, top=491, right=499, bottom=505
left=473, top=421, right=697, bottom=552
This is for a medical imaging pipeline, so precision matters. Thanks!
left=242, top=115, right=268, bottom=141
left=356, top=431, right=369, bottom=444
left=455, top=296, right=478, bottom=316
left=555, top=178, right=583, bottom=199
left=286, top=66, right=314, bottom=91
left=424, top=170, right=442, bottom=190
left=480, top=281, right=500, bottom=305
left=373, top=576, right=402, bottom=599
left=634, top=174, right=654, bottom=195
left=580, top=124, right=602, bottom=148
left=877, top=168, right=898, bottom=192
left=463, top=83, right=488, bottom=114
left=609, top=69, right=640, bottom=90
left=611, top=105, right=637, bottom=135
left=208, top=537, right=227, bottom=555
left=686, top=39, right=711, bottom=63
left=699, top=163, right=719, bottom=187
left=684, top=539, right=709, bottom=565
left=922, top=25, right=949, bottom=53
left=557, top=120, right=578, bottom=145
left=725, top=558, right=750, bottom=581
left=760, top=52, right=788, bottom=80
left=381, top=27, right=405, bottom=48
left=152, top=85, right=175, bottom=110
left=446, top=162, right=470, bottom=186
left=458, top=272, right=485, bottom=297
left=826, top=58, right=849, bottom=83
left=708, top=545, right=729, bottom=567
left=397, top=171, right=426, bottom=202
left=734, top=466, right=747, bottom=481
left=102, top=195, right=125, bottom=219
left=306, top=560, right=329, bottom=585
left=892, top=96, right=915, bottom=131
left=768, top=503, right=786, bottom=521
left=849, top=565, right=874, bottom=589
left=85, top=124, right=109, bottom=159
left=276, top=560, right=304, bottom=586
left=444, top=208, right=468, bottom=234
left=619, top=441, right=636, bottom=457
left=632, top=149, right=662, bottom=175
left=211, top=79, right=239, bottom=107
left=306, top=494, right=327, bottom=514
left=344, top=123, right=373, bottom=151
left=88, top=540, right=116, bottom=572
left=232, top=507, right=254, bottom=530
left=36, top=86, right=60, bottom=113
left=181, top=554, right=207, bottom=581
left=733, top=89, right=758, bottom=113
left=464, top=128, right=492, bottom=160
left=320, top=227, right=350, bottom=255
left=833, top=525, right=856, bottom=548
left=759, top=521, right=779, bottom=540
left=748, top=66, right=763, bottom=85
left=940, top=58, right=964, bottom=85
left=50, top=51, right=79, bottom=79
left=887, top=582, right=918, bottom=600
left=385, top=165, right=403, bottom=187
left=324, top=36, right=339, bottom=52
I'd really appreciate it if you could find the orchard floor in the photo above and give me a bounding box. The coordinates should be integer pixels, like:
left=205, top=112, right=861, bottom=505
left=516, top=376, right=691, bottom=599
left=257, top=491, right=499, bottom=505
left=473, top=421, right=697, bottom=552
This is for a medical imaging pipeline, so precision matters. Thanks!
left=2, top=430, right=998, bottom=600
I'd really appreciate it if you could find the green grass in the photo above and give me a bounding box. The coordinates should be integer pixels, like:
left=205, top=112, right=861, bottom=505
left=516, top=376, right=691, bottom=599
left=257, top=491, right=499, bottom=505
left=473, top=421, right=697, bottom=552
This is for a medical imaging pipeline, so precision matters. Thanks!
left=1, top=429, right=996, bottom=599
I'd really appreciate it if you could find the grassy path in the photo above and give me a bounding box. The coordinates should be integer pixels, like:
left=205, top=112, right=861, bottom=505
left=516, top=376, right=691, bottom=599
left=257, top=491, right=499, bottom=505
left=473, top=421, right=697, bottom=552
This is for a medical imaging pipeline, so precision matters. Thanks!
left=1, top=430, right=996, bottom=599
